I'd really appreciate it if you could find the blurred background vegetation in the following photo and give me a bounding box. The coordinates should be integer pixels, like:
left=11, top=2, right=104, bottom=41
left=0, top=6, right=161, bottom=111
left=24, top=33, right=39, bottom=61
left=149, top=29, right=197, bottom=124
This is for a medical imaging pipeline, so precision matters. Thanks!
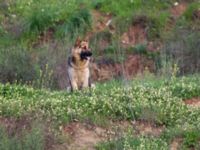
left=0, top=0, right=199, bottom=89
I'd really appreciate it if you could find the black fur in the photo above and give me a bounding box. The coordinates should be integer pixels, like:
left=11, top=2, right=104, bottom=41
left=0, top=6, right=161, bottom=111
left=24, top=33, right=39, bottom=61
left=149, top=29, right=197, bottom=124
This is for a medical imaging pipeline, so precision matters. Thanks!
left=80, top=51, right=92, bottom=60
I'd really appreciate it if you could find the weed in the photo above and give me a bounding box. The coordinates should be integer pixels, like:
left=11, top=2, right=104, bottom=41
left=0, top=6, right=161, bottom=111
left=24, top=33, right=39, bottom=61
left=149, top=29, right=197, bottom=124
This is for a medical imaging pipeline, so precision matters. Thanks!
left=183, top=2, right=200, bottom=22
left=162, top=28, right=200, bottom=75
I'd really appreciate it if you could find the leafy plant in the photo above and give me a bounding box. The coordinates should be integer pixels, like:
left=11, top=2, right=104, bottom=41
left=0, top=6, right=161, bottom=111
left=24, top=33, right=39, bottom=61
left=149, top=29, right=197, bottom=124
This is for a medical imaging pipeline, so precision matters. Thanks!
left=96, top=135, right=168, bottom=150
left=183, top=2, right=200, bottom=22
left=183, top=130, right=200, bottom=148
left=0, top=46, right=36, bottom=83
left=56, top=8, right=92, bottom=39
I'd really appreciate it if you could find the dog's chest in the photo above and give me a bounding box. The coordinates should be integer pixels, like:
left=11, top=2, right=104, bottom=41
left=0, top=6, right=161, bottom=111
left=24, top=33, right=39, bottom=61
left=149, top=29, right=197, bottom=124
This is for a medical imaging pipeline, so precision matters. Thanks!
left=74, top=68, right=89, bottom=82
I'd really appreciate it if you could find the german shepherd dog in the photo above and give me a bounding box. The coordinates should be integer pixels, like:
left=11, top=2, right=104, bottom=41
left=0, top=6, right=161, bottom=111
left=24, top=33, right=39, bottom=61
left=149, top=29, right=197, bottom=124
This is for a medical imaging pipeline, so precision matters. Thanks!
left=67, top=38, right=92, bottom=91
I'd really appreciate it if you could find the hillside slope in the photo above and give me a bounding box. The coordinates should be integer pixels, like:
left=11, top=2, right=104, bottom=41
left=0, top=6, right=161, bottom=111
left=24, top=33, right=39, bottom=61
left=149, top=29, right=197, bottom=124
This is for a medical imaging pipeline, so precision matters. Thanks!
left=0, top=75, right=200, bottom=149
left=0, top=0, right=200, bottom=89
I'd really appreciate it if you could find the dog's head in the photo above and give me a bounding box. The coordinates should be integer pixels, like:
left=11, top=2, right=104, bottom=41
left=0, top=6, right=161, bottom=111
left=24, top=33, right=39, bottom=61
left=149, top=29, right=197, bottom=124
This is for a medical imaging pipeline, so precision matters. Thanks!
left=73, top=38, right=92, bottom=60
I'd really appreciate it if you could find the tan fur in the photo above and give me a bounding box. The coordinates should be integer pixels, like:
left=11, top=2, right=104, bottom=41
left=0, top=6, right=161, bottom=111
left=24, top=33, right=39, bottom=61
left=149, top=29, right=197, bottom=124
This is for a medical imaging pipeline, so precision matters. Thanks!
left=67, top=38, right=91, bottom=91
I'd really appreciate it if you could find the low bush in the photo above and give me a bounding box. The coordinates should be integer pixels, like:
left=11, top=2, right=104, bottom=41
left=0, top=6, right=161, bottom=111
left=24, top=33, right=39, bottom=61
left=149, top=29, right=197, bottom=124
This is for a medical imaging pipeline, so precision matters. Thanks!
left=183, top=2, right=200, bottom=22
left=162, top=28, right=200, bottom=75
left=96, top=135, right=168, bottom=150
left=0, top=46, right=36, bottom=83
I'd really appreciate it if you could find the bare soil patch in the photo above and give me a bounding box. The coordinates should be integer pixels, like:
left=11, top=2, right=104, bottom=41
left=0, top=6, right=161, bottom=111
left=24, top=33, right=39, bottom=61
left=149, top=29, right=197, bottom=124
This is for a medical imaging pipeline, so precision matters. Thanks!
left=62, top=122, right=106, bottom=150
left=0, top=116, right=57, bottom=150
left=131, top=120, right=165, bottom=137
left=0, top=116, right=167, bottom=150
left=170, top=2, right=188, bottom=18
left=92, top=10, right=114, bottom=33
left=93, top=55, right=155, bottom=81
left=170, top=138, right=183, bottom=150
left=184, top=97, right=200, bottom=108
left=60, top=120, right=165, bottom=150
left=121, top=24, right=147, bottom=47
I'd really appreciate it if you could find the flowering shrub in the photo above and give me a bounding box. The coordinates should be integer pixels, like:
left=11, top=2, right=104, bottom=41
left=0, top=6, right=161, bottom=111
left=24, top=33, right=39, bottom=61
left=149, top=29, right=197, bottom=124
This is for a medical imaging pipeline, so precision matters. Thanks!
left=96, top=134, right=168, bottom=150
left=168, top=75, right=200, bottom=99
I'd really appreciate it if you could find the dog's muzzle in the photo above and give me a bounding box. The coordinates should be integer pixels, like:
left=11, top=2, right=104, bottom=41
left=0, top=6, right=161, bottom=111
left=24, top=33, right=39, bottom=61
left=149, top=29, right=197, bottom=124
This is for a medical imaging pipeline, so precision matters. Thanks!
left=80, top=50, right=92, bottom=60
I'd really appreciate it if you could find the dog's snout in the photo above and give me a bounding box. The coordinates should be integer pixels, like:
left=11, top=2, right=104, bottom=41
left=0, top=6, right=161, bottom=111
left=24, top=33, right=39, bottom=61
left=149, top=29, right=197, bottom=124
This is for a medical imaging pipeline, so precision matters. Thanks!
left=80, top=50, right=92, bottom=60
left=82, top=47, right=91, bottom=51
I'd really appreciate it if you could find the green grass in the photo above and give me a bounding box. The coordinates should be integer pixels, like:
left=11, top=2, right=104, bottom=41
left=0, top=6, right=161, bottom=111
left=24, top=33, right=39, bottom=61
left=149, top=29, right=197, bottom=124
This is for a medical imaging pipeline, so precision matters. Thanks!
left=0, top=75, right=200, bottom=149
left=0, top=75, right=199, bottom=125
left=96, top=135, right=168, bottom=150
left=93, top=0, right=171, bottom=18
left=176, top=2, right=200, bottom=29
left=94, top=0, right=170, bottom=38
left=0, top=124, right=44, bottom=150
left=1, top=0, right=176, bottom=44
left=183, top=2, right=200, bottom=22
left=5, top=0, right=92, bottom=41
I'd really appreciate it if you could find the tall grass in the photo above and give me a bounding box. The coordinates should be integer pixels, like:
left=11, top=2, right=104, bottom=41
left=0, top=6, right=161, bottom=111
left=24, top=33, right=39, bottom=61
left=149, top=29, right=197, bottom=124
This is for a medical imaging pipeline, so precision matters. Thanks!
left=0, top=39, right=72, bottom=89
left=0, top=46, right=36, bottom=83
left=0, top=124, right=44, bottom=150
left=7, top=0, right=92, bottom=40
left=161, top=28, right=200, bottom=75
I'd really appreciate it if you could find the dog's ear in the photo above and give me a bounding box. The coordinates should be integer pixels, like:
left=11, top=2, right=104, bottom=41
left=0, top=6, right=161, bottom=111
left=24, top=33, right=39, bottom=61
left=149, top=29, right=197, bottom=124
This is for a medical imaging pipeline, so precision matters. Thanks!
left=83, top=37, right=89, bottom=49
left=84, top=37, right=89, bottom=43
left=74, top=37, right=81, bottom=47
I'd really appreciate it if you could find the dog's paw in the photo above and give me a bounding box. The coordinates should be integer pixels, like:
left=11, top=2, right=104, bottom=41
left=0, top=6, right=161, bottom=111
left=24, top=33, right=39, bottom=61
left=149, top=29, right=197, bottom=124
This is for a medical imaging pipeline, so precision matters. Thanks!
left=90, top=83, right=96, bottom=89
left=66, top=86, right=71, bottom=92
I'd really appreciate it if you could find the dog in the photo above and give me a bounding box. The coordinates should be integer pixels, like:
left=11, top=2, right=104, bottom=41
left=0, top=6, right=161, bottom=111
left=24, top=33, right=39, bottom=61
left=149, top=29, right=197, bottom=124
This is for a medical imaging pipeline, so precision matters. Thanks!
left=67, top=38, right=93, bottom=91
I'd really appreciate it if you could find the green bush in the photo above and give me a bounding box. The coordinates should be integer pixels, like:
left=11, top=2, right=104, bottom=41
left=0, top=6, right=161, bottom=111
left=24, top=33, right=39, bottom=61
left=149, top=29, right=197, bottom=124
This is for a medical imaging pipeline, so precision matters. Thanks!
left=162, top=125, right=200, bottom=149
left=6, top=0, right=91, bottom=40
left=183, top=2, right=200, bottom=21
left=146, top=12, right=169, bottom=39
left=0, top=46, right=36, bottom=83
left=56, top=8, right=92, bottom=39
left=169, top=75, right=200, bottom=99
left=96, top=135, right=168, bottom=150
left=183, top=130, right=200, bottom=148
left=176, top=2, right=200, bottom=29
left=132, top=44, right=147, bottom=55
left=162, top=29, right=200, bottom=74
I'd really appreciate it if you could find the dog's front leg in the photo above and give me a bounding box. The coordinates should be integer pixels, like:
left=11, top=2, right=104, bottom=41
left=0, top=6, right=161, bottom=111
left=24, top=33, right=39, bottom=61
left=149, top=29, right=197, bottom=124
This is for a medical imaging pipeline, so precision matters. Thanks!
left=82, top=77, right=89, bottom=88
left=71, top=80, right=78, bottom=91
left=82, top=68, right=90, bottom=88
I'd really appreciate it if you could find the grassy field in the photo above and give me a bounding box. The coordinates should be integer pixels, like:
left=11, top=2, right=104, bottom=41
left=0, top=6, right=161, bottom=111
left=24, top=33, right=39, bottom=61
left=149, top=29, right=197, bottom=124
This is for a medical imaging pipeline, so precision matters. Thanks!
left=0, top=75, right=200, bottom=149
